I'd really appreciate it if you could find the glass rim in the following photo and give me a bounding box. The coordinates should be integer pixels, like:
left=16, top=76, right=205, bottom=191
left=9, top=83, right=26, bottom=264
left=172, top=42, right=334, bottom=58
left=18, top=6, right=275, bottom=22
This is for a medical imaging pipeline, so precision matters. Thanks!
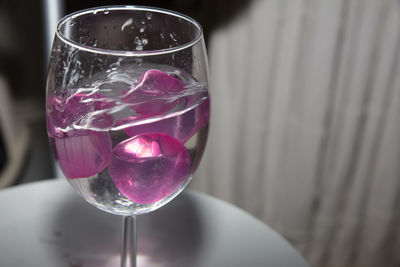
left=56, top=5, right=204, bottom=57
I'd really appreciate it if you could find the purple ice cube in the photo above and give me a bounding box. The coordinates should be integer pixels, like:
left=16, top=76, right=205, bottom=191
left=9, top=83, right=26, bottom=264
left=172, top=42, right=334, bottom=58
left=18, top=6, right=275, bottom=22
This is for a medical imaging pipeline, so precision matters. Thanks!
left=122, top=69, right=185, bottom=115
left=47, top=92, right=114, bottom=131
left=109, top=133, right=190, bottom=204
left=50, top=130, right=112, bottom=179
left=120, top=96, right=210, bottom=143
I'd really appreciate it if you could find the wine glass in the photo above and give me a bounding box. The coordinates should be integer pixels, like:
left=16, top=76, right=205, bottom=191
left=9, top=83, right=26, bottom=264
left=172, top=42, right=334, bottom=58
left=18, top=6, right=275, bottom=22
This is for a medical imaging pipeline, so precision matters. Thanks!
left=46, top=6, right=210, bottom=267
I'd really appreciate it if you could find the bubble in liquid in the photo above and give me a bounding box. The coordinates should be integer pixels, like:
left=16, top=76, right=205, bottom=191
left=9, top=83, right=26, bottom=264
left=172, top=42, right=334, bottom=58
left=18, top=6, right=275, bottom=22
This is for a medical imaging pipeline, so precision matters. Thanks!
left=109, top=133, right=190, bottom=204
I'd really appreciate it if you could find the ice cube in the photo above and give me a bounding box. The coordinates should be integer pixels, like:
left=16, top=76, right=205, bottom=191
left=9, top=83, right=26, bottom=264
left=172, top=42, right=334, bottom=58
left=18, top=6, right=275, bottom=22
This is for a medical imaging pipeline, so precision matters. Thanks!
left=122, top=69, right=185, bottom=115
left=109, top=133, right=190, bottom=204
left=50, top=130, right=112, bottom=179
left=47, top=92, right=114, bottom=132
left=119, top=96, right=210, bottom=143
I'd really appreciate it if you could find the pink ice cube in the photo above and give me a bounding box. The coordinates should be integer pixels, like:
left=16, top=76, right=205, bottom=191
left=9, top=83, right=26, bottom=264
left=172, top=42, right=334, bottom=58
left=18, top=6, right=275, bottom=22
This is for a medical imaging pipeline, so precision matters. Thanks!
left=122, top=69, right=185, bottom=115
left=50, top=130, right=112, bottom=179
left=46, top=92, right=114, bottom=179
left=109, top=133, right=190, bottom=204
left=47, top=92, right=114, bottom=132
left=120, top=97, right=210, bottom=143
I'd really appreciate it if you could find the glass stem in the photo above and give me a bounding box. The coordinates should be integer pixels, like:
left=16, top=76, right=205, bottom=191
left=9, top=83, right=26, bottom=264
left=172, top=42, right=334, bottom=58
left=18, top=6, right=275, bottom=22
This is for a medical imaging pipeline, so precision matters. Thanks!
left=121, top=216, right=137, bottom=267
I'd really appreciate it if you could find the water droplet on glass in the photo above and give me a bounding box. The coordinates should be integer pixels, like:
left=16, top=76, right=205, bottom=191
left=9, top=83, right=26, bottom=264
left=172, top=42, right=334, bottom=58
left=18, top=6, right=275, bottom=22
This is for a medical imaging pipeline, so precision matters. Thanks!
left=160, top=33, right=165, bottom=39
left=139, top=27, right=145, bottom=33
left=121, top=18, right=133, bottom=31
left=140, top=19, right=146, bottom=25
left=170, top=32, right=177, bottom=42
left=146, top=12, right=152, bottom=19
left=134, top=36, right=141, bottom=44
left=103, top=9, right=109, bottom=14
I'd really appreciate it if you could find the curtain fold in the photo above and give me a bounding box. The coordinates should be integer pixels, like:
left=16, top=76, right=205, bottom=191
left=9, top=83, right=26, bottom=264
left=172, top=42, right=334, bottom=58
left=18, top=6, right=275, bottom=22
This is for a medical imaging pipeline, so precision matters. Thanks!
left=191, top=0, right=400, bottom=266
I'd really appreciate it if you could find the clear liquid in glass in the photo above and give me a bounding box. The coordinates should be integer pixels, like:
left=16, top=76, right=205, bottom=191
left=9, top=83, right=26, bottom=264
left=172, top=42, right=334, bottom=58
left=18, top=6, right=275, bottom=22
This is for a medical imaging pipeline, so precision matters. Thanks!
left=47, top=64, right=209, bottom=216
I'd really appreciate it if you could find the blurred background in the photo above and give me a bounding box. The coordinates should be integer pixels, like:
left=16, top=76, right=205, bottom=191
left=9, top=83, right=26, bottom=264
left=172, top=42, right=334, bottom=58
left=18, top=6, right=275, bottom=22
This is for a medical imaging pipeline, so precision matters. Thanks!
left=0, top=0, right=399, bottom=267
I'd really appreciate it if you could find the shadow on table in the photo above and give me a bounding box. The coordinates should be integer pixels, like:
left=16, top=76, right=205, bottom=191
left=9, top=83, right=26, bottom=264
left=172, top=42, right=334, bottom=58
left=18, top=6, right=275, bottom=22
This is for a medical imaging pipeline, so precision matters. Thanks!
left=48, top=190, right=204, bottom=267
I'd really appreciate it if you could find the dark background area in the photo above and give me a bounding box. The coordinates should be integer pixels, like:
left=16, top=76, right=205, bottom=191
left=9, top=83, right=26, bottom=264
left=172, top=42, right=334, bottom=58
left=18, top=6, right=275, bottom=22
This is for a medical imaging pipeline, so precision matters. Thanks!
left=0, top=0, right=250, bottom=100
left=0, top=0, right=250, bottom=184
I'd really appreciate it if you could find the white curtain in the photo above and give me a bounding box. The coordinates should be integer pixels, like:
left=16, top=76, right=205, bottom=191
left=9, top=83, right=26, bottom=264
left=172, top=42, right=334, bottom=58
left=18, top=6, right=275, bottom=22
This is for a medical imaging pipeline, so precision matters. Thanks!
left=191, top=0, right=400, bottom=266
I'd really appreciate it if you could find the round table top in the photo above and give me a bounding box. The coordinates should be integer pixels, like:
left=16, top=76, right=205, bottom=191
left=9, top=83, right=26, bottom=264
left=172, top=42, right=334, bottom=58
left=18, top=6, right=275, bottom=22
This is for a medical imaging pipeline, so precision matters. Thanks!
left=0, top=179, right=309, bottom=267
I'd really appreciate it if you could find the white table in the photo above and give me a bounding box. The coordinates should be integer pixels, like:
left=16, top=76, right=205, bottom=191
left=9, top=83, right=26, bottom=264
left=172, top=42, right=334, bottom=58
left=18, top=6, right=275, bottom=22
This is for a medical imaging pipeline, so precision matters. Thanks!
left=0, top=180, right=309, bottom=267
